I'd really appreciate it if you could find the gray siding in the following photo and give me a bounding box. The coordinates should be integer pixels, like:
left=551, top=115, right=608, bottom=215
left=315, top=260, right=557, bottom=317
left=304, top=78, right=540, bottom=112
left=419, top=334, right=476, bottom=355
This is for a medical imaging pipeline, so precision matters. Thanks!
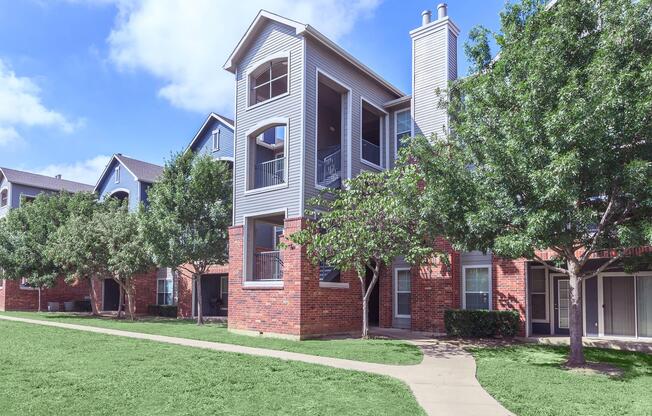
left=460, top=251, right=492, bottom=267
left=585, top=276, right=599, bottom=336
left=303, top=38, right=399, bottom=203
left=411, top=21, right=454, bottom=138
left=11, top=184, right=53, bottom=207
left=387, top=101, right=411, bottom=168
left=0, top=176, right=11, bottom=218
left=191, top=119, right=235, bottom=161
left=233, top=20, right=304, bottom=224
left=96, top=158, right=142, bottom=212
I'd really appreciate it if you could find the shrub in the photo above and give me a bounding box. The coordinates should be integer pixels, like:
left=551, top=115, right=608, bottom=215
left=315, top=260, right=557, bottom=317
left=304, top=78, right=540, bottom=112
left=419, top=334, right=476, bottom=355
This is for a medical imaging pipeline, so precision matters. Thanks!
left=147, top=304, right=178, bottom=318
left=444, top=309, right=520, bottom=338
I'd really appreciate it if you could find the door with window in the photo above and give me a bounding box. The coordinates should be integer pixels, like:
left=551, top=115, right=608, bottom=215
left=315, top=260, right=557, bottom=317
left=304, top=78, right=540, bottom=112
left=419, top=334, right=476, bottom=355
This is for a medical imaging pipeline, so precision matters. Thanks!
left=553, top=276, right=570, bottom=335
left=393, top=268, right=411, bottom=329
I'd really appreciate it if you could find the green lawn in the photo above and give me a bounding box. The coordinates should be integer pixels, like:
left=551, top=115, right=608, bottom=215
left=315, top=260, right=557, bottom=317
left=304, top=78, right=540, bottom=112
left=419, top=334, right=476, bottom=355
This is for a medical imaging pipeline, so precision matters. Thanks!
left=0, top=319, right=424, bottom=416
left=471, top=344, right=652, bottom=416
left=1, top=312, right=422, bottom=365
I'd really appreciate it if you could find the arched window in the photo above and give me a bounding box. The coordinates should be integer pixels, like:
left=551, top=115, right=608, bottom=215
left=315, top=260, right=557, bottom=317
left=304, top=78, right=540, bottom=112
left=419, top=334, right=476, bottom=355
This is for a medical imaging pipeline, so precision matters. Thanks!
left=249, top=58, right=288, bottom=106
left=0, top=189, right=8, bottom=207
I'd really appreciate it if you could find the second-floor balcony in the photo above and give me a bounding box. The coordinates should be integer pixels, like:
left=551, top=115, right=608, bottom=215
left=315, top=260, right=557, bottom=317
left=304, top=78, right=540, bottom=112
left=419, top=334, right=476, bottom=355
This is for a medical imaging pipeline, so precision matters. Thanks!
left=254, top=157, right=285, bottom=189
left=317, top=145, right=341, bottom=189
left=362, top=138, right=381, bottom=167
left=253, top=250, right=283, bottom=281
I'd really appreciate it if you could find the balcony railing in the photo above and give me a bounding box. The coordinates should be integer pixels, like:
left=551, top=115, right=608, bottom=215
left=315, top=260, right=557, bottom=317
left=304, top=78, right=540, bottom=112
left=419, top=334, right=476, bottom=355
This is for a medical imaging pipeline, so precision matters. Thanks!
left=361, top=138, right=381, bottom=166
left=254, top=157, right=285, bottom=189
left=317, top=147, right=341, bottom=188
left=253, top=251, right=283, bottom=281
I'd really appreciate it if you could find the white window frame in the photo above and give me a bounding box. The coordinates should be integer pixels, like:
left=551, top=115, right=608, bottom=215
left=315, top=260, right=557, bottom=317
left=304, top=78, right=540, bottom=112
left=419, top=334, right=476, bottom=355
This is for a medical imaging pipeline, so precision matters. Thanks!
left=241, top=208, right=288, bottom=289
left=462, top=265, right=492, bottom=310
left=211, top=128, right=220, bottom=151
left=529, top=266, right=549, bottom=323
left=114, top=166, right=120, bottom=184
left=243, top=117, right=290, bottom=195
left=20, top=277, right=36, bottom=290
left=359, top=97, right=388, bottom=170
left=246, top=52, right=290, bottom=110
left=0, top=187, right=8, bottom=207
left=19, top=193, right=36, bottom=207
left=156, top=275, right=174, bottom=306
left=393, top=108, right=411, bottom=160
left=394, top=267, right=412, bottom=318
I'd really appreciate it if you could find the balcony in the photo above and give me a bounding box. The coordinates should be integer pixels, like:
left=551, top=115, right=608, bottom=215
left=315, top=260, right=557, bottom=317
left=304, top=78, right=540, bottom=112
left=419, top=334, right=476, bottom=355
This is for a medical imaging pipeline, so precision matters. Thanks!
left=254, top=157, right=285, bottom=189
left=253, top=251, right=283, bottom=281
left=362, top=138, right=381, bottom=166
left=317, top=146, right=341, bottom=188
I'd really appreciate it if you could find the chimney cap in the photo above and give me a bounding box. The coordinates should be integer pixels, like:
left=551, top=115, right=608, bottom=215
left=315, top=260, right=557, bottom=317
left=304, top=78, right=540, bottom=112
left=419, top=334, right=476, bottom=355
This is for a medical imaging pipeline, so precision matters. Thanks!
left=54, top=174, right=62, bottom=180
left=437, top=3, right=448, bottom=19
left=421, top=10, right=432, bottom=26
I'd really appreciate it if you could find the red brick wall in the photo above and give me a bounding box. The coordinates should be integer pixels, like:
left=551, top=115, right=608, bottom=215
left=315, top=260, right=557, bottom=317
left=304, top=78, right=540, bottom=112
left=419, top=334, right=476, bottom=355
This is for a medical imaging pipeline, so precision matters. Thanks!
left=0, top=280, right=6, bottom=311
left=493, top=257, right=527, bottom=336
left=1, top=277, right=90, bottom=311
left=90, top=271, right=157, bottom=315
left=379, top=264, right=393, bottom=328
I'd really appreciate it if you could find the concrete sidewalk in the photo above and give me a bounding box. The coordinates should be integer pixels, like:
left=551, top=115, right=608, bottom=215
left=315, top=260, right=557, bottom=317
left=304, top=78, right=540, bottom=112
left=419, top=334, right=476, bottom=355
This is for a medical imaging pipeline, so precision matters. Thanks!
left=0, top=315, right=512, bottom=416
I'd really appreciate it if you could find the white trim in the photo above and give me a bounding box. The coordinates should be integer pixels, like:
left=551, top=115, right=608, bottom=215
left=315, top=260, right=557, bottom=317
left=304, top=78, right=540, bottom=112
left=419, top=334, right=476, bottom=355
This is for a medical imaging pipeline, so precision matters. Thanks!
left=461, top=265, right=492, bottom=310
left=394, top=267, right=412, bottom=318
left=359, top=97, right=388, bottom=170
left=0, top=186, right=9, bottom=208
left=232, top=68, right=238, bottom=227
left=114, top=165, right=120, bottom=183
left=242, top=208, right=288, bottom=284
left=299, top=38, right=306, bottom=217
left=156, top=272, right=174, bottom=306
left=108, top=188, right=130, bottom=199
left=214, top=156, right=235, bottom=162
left=319, top=281, right=349, bottom=289
left=245, top=51, right=290, bottom=110
left=529, top=266, right=549, bottom=323
left=393, top=108, right=411, bottom=161
left=18, top=193, right=37, bottom=207
left=557, top=278, right=570, bottom=329
left=243, top=280, right=284, bottom=289
left=384, top=114, right=390, bottom=169
left=244, top=117, right=290, bottom=193
left=93, top=154, right=139, bottom=193
left=211, top=129, right=221, bottom=151
left=314, top=68, right=351, bottom=190
left=525, top=263, right=530, bottom=337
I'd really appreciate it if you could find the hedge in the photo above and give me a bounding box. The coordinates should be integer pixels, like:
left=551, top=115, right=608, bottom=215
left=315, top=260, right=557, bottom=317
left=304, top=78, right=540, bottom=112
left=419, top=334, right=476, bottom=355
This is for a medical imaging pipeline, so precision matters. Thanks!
left=147, top=304, right=178, bottom=318
left=444, top=309, right=520, bottom=338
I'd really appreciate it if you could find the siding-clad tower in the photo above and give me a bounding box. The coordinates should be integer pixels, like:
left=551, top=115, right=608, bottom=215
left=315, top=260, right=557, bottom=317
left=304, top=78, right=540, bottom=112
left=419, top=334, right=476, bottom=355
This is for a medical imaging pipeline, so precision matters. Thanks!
left=410, top=4, right=459, bottom=138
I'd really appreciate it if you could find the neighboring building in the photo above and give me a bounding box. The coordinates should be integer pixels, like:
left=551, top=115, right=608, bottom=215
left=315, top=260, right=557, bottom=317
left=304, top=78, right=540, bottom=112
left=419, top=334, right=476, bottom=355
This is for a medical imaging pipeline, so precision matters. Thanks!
left=95, top=153, right=165, bottom=212
left=222, top=6, right=652, bottom=341
left=0, top=167, right=94, bottom=311
left=185, top=112, right=235, bottom=162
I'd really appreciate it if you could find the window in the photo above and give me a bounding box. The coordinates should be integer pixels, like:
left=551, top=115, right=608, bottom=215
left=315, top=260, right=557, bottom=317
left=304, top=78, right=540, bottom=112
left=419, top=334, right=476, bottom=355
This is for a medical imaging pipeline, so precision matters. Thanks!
left=395, top=110, right=411, bottom=153
left=20, top=195, right=36, bottom=206
left=0, top=189, right=7, bottom=207
left=395, top=268, right=412, bottom=317
left=157, top=276, right=174, bottom=306
left=212, top=129, right=220, bottom=151
left=20, top=277, right=35, bottom=290
left=529, top=268, right=548, bottom=322
left=114, top=166, right=120, bottom=183
left=249, top=58, right=288, bottom=106
left=463, top=266, right=491, bottom=310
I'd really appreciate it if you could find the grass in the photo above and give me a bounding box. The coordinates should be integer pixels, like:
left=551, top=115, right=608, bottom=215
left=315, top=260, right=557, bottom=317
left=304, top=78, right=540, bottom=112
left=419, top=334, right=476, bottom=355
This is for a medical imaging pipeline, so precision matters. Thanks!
left=470, top=344, right=652, bottom=416
left=0, top=319, right=424, bottom=416
left=1, top=311, right=422, bottom=365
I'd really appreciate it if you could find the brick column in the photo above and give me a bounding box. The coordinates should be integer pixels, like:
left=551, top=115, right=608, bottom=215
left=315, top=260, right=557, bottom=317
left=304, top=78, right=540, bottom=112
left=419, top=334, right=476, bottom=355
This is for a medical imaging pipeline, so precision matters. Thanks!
left=493, top=256, right=527, bottom=336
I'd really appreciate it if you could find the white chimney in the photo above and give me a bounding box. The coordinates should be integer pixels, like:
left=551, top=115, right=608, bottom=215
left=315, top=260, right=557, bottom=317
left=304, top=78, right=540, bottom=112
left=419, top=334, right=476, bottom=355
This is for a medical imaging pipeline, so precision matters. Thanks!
left=410, top=4, right=459, bottom=138
left=421, top=10, right=432, bottom=26
left=437, top=3, right=448, bottom=20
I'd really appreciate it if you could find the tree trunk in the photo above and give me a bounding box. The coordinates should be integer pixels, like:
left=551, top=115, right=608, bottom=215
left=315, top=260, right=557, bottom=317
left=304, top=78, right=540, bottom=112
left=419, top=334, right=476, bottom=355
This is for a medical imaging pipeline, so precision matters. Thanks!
left=567, top=262, right=585, bottom=366
left=89, top=278, right=99, bottom=315
left=37, top=288, right=42, bottom=313
left=116, top=280, right=124, bottom=319
left=125, top=286, right=136, bottom=321
left=359, top=262, right=380, bottom=339
left=362, top=294, right=369, bottom=338
left=195, top=274, right=204, bottom=325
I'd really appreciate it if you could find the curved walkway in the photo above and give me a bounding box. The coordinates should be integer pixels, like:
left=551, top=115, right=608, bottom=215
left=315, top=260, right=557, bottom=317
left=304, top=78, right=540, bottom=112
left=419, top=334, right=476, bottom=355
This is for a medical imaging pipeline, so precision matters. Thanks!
left=0, top=315, right=512, bottom=416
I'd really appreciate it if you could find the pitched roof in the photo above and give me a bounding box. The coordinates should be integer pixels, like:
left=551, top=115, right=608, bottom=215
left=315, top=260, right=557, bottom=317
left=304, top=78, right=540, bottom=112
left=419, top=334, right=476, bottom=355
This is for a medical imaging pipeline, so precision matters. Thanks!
left=185, top=112, right=235, bottom=154
left=114, top=154, right=164, bottom=184
left=223, top=10, right=404, bottom=98
left=94, top=154, right=164, bottom=192
left=0, top=167, right=94, bottom=193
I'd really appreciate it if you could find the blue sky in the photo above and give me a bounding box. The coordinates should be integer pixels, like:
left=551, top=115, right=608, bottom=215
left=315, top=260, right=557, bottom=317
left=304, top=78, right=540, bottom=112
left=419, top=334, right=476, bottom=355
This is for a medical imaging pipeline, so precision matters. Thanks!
left=0, top=0, right=504, bottom=184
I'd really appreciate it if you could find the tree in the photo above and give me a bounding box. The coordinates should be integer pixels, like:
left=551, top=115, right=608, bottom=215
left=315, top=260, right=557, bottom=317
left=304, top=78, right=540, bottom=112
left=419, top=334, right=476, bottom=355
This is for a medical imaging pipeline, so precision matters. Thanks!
left=289, top=168, right=442, bottom=338
left=0, top=192, right=97, bottom=311
left=406, top=0, right=652, bottom=365
left=142, top=152, right=232, bottom=325
left=51, top=199, right=152, bottom=320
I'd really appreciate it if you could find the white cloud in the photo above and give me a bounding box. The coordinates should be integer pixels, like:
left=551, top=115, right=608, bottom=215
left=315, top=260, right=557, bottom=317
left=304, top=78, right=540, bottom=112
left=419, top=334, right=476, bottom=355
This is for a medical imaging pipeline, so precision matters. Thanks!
left=0, top=59, right=79, bottom=147
left=103, top=0, right=381, bottom=114
left=35, top=155, right=112, bottom=185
